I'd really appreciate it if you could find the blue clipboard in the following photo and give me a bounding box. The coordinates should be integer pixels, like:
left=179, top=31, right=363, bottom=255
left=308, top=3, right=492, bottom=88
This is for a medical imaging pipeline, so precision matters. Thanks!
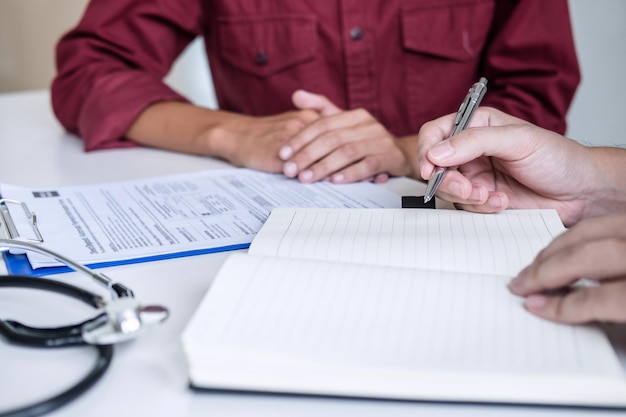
left=1, top=194, right=251, bottom=276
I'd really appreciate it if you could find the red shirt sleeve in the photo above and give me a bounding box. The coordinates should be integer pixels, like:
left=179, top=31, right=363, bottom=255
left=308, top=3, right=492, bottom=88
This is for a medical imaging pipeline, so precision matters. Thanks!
left=51, top=0, right=203, bottom=151
left=479, top=0, right=580, bottom=134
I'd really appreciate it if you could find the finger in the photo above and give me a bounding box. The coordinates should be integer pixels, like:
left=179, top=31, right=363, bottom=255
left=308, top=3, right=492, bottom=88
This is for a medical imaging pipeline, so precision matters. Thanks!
left=421, top=161, right=513, bottom=212
left=346, top=173, right=389, bottom=184
left=291, top=108, right=369, bottom=153
left=452, top=191, right=510, bottom=213
left=283, top=111, right=379, bottom=179
left=279, top=91, right=344, bottom=162
left=429, top=167, right=486, bottom=200
left=420, top=133, right=476, bottom=181
left=293, top=126, right=389, bottom=183
left=373, top=173, right=390, bottom=184
left=426, top=124, right=542, bottom=170
left=523, top=281, right=626, bottom=324
left=417, top=107, right=509, bottom=151
left=281, top=110, right=370, bottom=173
left=417, top=114, right=457, bottom=180
left=510, top=235, right=626, bottom=296
left=417, top=108, right=527, bottom=178
left=327, top=152, right=396, bottom=184
left=537, top=215, right=626, bottom=260
left=292, top=89, right=342, bottom=117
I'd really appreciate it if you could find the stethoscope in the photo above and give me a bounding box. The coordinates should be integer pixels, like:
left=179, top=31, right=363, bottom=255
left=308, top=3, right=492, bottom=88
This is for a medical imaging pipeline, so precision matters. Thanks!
left=0, top=238, right=169, bottom=417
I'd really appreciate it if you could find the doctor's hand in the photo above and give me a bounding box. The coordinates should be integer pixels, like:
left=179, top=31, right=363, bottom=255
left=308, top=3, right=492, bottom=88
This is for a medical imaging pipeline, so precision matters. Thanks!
left=417, top=107, right=596, bottom=226
left=278, top=90, right=416, bottom=184
left=509, top=213, right=626, bottom=324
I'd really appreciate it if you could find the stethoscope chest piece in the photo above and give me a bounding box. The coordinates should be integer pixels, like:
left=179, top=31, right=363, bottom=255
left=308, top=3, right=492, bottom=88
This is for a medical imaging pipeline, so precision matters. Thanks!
left=82, top=298, right=169, bottom=345
left=0, top=238, right=170, bottom=417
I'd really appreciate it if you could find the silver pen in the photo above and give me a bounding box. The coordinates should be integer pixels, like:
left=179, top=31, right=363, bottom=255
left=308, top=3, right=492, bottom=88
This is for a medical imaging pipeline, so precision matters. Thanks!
left=423, top=77, right=488, bottom=204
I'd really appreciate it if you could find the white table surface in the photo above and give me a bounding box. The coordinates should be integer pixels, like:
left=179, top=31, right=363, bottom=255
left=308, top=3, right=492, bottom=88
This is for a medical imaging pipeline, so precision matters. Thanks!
left=1, top=90, right=625, bottom=417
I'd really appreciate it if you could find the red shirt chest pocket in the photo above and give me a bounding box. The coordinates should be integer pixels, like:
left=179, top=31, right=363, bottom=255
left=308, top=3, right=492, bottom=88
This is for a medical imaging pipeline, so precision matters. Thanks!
left=399, top=0, right=495, bottom=131
left=217, top=14, right=318, bottom=78
left=401, top=0, right=495, bottom=62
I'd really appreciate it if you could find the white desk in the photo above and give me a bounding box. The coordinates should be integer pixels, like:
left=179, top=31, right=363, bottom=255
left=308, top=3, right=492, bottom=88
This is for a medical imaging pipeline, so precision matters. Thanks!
left=1, top=90, right=625, bottom=417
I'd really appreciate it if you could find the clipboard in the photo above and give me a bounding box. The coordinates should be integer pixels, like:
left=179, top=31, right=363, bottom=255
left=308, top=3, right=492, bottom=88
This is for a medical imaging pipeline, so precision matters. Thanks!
left=0, top=198, right=53, bottom=276
left=0, top=197, right=251, bottom=276
left=2, top=243, right=251, bottom=276
left=0, top=198, right=44, bottom=243
left=0, top=196, right=250, bottom=277
left=0, top=194, right=252, bottom=276
left=1, top=198, right=49, bottom=275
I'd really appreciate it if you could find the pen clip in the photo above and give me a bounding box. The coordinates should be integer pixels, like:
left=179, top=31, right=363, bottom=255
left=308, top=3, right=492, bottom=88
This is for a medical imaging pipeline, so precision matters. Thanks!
left=454, top=90, right=472, bottom=126
left=452, top=77, right=488, bottom=136
left=469, top=77, right=488, bottom=105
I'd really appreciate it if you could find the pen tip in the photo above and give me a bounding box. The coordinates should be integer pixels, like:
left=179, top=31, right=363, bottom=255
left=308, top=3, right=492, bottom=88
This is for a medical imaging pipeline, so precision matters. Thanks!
left=423, top=196, right=431, bottom=204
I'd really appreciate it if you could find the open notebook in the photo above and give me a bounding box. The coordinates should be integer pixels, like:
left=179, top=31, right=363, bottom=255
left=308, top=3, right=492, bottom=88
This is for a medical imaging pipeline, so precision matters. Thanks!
left=182, top=208, right=626, bottom=408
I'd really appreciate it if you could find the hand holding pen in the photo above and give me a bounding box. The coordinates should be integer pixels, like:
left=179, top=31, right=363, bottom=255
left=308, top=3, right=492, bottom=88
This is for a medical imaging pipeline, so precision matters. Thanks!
left=423, top=77, right=488, bottom=203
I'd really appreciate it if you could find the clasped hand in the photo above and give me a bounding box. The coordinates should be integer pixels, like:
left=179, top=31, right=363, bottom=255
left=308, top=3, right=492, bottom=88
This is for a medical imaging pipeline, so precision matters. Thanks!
left=278, top=90, right=414, bottom=184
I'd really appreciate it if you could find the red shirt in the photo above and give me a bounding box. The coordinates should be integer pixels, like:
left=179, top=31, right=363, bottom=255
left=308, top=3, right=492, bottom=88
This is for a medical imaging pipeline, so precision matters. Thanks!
left=52, top=0, right=580, bottom=151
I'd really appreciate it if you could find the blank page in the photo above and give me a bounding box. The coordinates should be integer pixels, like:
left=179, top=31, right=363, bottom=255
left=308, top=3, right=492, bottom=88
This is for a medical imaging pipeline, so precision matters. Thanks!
left=249, top=208, right=566, bottom=277
left=186, top=253, right=622, bottom=381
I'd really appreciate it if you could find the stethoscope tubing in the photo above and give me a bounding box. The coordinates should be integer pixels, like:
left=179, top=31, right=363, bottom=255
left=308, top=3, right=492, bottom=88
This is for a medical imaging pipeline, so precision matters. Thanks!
left=0, top=275, right=115, bottom=417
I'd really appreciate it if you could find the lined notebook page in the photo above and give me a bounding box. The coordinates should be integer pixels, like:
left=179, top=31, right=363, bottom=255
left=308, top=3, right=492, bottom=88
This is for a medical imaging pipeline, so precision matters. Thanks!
left=189, top=253, right=621, bottom=378
left=249, top=208, right=566, bottom=277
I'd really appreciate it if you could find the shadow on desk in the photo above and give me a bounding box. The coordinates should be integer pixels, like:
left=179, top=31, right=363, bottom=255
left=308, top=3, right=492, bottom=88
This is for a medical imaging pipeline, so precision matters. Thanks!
left=604, top=323, right=626, bottom=368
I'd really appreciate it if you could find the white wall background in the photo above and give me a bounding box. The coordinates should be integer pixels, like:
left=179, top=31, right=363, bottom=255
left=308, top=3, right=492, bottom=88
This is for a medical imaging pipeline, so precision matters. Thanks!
left=566, top=0, right=626, bottom=147
left=165, top=37, right=217, bottom=110
left=165, top=0, right=626, bottom=148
